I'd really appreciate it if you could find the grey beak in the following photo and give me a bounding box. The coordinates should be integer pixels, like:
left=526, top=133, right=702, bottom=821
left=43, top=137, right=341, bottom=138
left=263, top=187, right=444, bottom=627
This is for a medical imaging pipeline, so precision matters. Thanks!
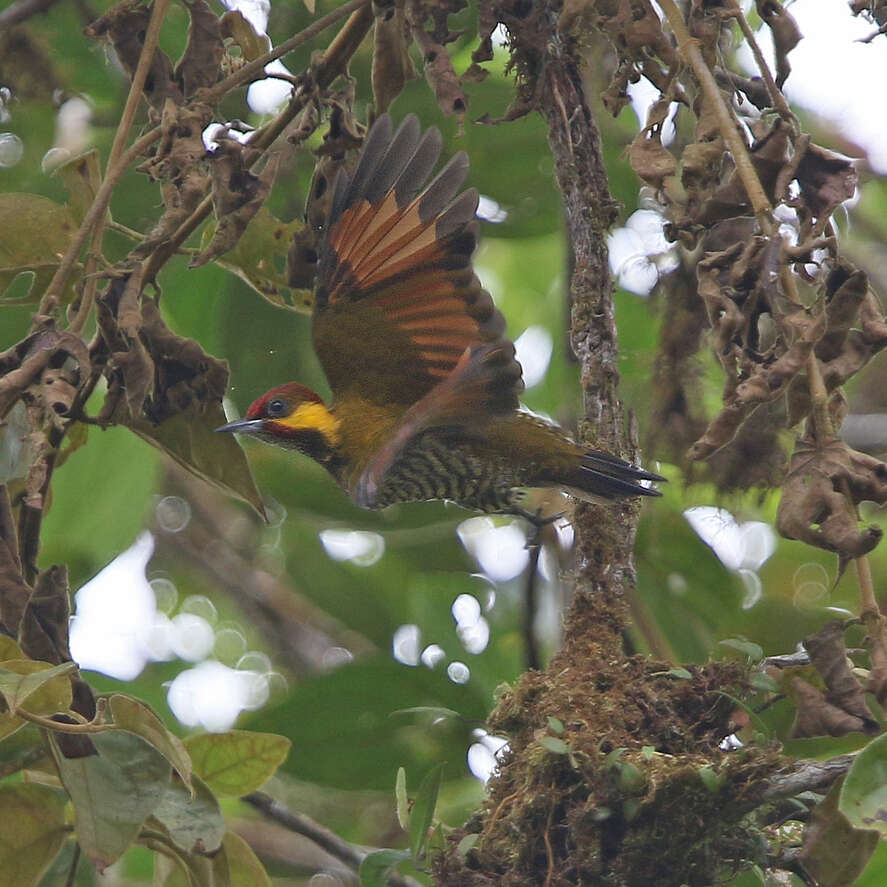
left=215, top=418, right=264, bottom=434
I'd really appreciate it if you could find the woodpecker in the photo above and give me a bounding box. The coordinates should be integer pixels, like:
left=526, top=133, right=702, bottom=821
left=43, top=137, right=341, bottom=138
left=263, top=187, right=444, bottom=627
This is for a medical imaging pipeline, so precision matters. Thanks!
left=217, top=114, right=663, bottom=515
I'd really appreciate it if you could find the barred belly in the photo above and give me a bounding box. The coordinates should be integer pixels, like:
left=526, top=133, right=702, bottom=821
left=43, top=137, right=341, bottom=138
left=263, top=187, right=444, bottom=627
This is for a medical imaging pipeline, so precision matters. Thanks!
left=372, top=432, right=521, bottom=512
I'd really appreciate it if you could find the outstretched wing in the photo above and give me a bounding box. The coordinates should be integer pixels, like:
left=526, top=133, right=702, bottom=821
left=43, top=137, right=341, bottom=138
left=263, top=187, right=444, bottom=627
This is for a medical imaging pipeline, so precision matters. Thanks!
left=312, top=114, right=520, bottom=413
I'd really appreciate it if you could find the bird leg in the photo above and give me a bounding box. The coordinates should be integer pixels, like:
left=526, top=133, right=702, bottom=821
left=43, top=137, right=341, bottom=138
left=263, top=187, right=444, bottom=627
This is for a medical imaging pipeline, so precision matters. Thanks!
left=506, top=506, right=566, bottom=550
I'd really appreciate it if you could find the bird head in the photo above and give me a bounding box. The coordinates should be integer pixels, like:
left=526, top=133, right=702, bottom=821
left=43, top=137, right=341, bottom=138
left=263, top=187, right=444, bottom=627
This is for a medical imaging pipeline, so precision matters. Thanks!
left=216, top=382, right=340, bottom=462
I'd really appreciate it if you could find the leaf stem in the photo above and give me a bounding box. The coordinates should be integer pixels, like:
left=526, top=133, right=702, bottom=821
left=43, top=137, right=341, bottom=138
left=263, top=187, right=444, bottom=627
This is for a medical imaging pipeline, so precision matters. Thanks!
left=244, top=791, right=424, bottom=887
left=143, top=1, right=373, bottom=281
left=725, top=0, right=795, bottom=124
left=14, top=708, right=111, bottom=734
left=203, top=0, right=370, bottom=103
left=67, top=0, right=171, bottom=336
left=63, top=843, right=81, bottom=887
left=656, top=0, right=773, bottom=230
left=36, top=128, right=161, bottom=323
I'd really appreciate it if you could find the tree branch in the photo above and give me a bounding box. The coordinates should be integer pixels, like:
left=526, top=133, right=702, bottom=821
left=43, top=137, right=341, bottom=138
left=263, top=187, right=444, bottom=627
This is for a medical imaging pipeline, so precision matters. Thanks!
left=534, top=15, right=640, bottom=651
left=243, top=792, right=424, bottom=887
left=0, top=0, right=61, bottom=31
left=763, top=754, right=856, bottom=801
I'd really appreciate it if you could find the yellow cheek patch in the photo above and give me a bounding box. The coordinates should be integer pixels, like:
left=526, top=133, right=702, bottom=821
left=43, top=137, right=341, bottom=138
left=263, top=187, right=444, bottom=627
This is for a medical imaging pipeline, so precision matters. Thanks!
left=277, top=402, right=341, bottom=444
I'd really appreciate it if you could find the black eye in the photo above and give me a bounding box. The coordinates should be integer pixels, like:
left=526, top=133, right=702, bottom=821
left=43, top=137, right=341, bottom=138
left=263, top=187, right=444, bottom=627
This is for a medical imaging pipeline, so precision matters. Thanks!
left=267, top=398, right=287, bottom=417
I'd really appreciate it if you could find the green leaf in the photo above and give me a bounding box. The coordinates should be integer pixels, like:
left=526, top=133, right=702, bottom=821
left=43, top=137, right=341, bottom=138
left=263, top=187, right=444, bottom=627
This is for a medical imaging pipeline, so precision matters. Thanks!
left=0, top=637, right=23, bottom=659
left=840, top=733, right=887, bottom=833
left=666, top=667, right=693, bottom=680
left=749, top=671, right=779, bottom=693
left=222, top=830, right=271, bottom=887
left=0, top=783, right=68, bottom=887
left=150, top=775, right=225, bottom=855
left=50, top=729, right=172, bottom=871
left=618, top=762, right=645, bottom=792
left=547, top=716, right=565, bottom=734
left=183, top=730, right=291, bottom=797
left=539, top=736, right=570, bottom=755
left=131, top=402, right=266, bottom=519
left=719, top=638, right=764, bottom=662
left=152, top=852, right=195, bottom=887
left=697, top=766, right=724, bottom=794
left=0, top=194, right=80, bottom=305
left=456, top=833, right=479, bottom=857
left=53, top=149, right=101, bottom=225
left=109, top=695, right=193, bottom=792
left=807, top=779, right=879, bottom=886
left=409, top=762, right=444, bottom=861
left=0, top=660, right=75, bottom=713
left=202, top=207, right=314, bottom=313
left=359, top=849, right=411, bottom=887
left=395, top=766, right=409, bottom=831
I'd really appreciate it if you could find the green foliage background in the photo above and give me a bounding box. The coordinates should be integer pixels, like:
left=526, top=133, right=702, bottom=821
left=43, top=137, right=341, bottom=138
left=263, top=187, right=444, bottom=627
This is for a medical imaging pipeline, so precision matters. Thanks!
left=3, top=1, right=887, bottom=884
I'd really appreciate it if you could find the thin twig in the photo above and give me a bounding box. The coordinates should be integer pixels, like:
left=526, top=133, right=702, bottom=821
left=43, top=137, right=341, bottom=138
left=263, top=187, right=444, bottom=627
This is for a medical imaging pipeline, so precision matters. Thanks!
left=656, top=0, right=773, bottom=230
left=143, top=1, right=373, bottom=281
left=523, top=542, right=542, bottom=670
left=36, top=128, right=160, bottom=322
left=243, top=792, right=424, bottom=887
left=726, top=0, right=794, bottom=123
left=0, top=0, right=60, bottom=30
left=204, top=0, right=370, bottom=102
left=68, top=0, right=170, bottom=335
left=657, top=0, right=880, bottom=620
left=543, top=804, right=555, bottom=887
left=63, top=844, right=81, bottom=887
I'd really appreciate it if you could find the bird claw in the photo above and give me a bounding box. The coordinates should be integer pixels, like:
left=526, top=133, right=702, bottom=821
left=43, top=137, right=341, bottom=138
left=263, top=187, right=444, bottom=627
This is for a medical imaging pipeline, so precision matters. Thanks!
left=507, top=507, right=566, bottom=550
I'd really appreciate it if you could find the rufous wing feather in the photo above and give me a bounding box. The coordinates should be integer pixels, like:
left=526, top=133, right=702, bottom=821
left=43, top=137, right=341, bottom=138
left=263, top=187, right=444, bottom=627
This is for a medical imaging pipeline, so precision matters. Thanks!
left=313, top=114, right=515, bottom=409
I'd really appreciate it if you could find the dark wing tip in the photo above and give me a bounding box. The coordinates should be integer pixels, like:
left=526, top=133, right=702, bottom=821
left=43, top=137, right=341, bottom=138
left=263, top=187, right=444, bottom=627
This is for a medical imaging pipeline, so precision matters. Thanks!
left=576, top=451, right=665, bottom=499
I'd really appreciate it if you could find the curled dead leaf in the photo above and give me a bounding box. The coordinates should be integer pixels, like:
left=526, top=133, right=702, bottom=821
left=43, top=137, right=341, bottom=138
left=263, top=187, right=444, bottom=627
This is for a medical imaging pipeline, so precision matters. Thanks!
left=190, top=140, right=275, bottom=268
left=803, top=620, right=879, bottom=734
left=174, top=0, right=225, bottom=97
left=0, top=484, right=29, bottom=635
left=86, top=0, right=180, bottom=108
left=755, top=0, right=801, bottom=88
left=0, top=330, right=90, bottom=420
left=789, top=676, right=871, bottom=738
left=776, top=434, right=887, bottom=558
left=372, top=0, right=416, bottom=113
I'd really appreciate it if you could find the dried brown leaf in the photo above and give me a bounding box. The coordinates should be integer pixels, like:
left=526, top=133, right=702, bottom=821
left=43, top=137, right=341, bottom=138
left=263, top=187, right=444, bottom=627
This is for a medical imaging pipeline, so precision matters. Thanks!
left=18, top=565, right=72, bottom=665
left=799, top=778, right=879, bottom=886
left=0, top=484, right=29, bottom=636
left=866, top=617, right=887, bottom=705
left=756, top=0, right=801, bottom=88
left=174, top=0, right=224, bottom=97
left=190, top=141, right=275, bottom=268
left=411, top=25, right=467, bottom=120
left=220, top=10, right=269, bottom=61
left=796, top=143, right=857, bottom=220
left=789, top=676, right=869, bottom=738
left=776, top=435, right=887, bottom=558
left=816, top=264, right=868, bottom=361
left=372, top=0, right=416, bottom=114
left=803, top=620, right=878, bottom=734
left=0, top=330, right=90, bottom=420
left=86, top=0, right=180, bottom=108
left=628, top=135, right=676, bottom=190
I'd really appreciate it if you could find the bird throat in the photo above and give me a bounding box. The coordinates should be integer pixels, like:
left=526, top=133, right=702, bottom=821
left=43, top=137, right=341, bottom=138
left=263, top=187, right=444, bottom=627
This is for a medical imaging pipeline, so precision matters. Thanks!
left=261, top=403, right=341, bottom=464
